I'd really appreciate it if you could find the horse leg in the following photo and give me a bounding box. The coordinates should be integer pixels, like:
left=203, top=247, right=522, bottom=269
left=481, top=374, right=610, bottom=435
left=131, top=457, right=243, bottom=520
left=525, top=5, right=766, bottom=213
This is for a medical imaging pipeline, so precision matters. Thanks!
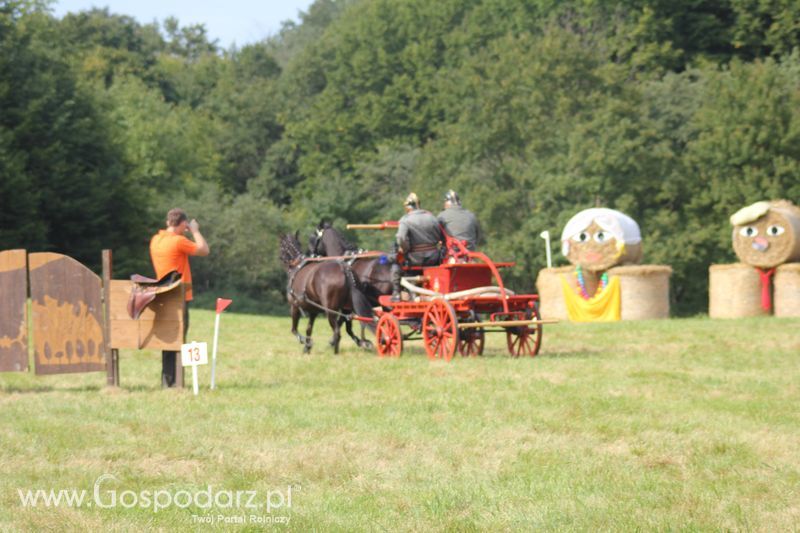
left=291, top=306, right=306, bottom=346
left=339, top=316, right=361, bottom=348
left=332, top=315, right=346, bottom=346
left=342, top=317, right=371, bottom=350
left=328, top=312, right=342, bottom=354
left=358, top=321, right=373, bottom=350
left=341, top=316, right=358, bottom=346
left=303, top=314, right=316, bottom=353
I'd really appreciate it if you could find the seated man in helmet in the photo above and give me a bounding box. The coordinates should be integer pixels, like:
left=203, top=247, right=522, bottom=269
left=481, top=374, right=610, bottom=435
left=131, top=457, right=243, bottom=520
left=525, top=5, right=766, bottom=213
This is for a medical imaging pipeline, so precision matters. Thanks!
left=391, top=192, right=445, bottom=301
left=437, top=189, right=481, bottom=251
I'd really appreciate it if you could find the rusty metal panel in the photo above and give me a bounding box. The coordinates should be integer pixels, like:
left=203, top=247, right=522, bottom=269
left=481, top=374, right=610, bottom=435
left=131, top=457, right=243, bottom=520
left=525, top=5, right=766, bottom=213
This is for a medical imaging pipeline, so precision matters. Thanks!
left=29, top=253, right=106, bottom=374
left=0, top=250, right=29, bottom=372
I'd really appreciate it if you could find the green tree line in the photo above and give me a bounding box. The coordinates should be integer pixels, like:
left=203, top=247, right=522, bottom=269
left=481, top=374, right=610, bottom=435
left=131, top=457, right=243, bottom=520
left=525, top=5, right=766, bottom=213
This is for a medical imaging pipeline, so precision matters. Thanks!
left=1, top=0, right=799, bottom=313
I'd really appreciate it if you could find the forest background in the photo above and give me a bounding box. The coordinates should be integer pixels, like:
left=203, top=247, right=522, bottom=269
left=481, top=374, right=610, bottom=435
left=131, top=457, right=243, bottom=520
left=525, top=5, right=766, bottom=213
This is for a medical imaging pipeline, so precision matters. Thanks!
left=2, top=0, right=800, bottom=314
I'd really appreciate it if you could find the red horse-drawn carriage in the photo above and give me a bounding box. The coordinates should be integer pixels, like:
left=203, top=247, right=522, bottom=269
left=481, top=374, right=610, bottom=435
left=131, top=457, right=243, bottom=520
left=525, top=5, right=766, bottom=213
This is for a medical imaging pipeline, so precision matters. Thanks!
left=347, top=221, right=552, bottom=361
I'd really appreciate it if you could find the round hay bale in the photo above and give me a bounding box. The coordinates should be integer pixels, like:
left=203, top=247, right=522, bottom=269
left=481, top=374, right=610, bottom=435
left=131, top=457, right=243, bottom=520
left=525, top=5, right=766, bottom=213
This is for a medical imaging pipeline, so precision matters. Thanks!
left=708, top=263, right=767, bottom=318
left=561, top=209, right=643, bottom=272
left=774, top=263, right=800, bottom=317
left=731, top=200, right=800, bottom=268
left=535, top=266, right=572, bottom=320
left=607, top=265, right=672, bottom=320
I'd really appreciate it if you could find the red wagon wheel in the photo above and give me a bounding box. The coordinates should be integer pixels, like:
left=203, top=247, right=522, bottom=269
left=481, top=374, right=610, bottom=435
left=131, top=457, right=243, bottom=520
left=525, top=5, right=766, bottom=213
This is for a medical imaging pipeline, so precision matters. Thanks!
left=505, top=308, right=542, bottom=357
left=458, top=326, right=485, bottom=357
left=422, top=299, right=459, bottom=361
left=376, top=314, right=403, bottom=357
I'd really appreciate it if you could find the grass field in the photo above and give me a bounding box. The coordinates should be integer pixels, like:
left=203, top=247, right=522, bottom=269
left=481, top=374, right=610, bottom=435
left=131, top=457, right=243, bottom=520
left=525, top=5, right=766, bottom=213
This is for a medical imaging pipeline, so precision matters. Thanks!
left=1, top=311, right=799, bottom=531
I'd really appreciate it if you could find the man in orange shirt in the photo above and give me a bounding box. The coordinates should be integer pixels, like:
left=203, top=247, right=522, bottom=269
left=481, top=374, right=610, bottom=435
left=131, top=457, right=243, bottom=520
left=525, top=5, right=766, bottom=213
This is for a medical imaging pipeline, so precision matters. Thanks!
left=150, top=208, right=210, bottom=388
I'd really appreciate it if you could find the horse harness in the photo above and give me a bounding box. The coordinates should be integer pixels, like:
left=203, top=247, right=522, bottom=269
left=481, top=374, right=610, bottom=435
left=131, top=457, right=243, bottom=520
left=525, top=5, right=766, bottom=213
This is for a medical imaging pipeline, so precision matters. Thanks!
left=286, top=256, right=357, bottom=321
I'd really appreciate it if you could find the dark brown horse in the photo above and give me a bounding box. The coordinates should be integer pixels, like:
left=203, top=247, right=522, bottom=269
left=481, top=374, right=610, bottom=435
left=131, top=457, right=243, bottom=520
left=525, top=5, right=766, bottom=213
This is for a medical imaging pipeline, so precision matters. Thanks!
left=308, top=223, right=393, bottom=319
left=279, top=232, right=367, bottom=354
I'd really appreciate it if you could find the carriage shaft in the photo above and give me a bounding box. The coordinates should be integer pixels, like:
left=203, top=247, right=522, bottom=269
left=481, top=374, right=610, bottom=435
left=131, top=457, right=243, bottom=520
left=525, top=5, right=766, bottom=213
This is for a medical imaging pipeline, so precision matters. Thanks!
left=457, top=319, right=558, bottom=328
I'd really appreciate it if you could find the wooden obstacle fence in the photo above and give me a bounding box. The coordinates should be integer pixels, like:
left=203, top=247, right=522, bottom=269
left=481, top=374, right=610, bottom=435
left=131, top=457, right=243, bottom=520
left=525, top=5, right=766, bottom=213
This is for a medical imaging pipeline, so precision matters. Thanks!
left=0, top=250, right=29, bottom=372
left=0, top=249, right=184, bottom=386
left=28, top=252, right=107, bottom=375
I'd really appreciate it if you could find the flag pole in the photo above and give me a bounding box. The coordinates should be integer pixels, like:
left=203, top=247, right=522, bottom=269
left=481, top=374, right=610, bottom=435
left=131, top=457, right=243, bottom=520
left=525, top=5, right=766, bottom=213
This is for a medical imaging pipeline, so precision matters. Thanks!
left=211, top=298, right=232, bottom=390
left=211, top=312, right=221, bottom=390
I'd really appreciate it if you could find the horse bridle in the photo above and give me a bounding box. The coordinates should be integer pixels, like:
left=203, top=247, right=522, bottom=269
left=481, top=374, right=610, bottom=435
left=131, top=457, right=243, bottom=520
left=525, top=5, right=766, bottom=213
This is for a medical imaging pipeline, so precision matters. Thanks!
left=310, top=228, right=325, bottom=256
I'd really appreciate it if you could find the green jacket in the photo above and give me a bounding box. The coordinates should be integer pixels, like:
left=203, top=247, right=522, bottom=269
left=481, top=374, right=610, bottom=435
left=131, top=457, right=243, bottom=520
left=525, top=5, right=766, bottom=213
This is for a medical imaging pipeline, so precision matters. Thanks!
left=437, top=206, right=481, bottom=250
left=396, top=209, right=443, bottom=265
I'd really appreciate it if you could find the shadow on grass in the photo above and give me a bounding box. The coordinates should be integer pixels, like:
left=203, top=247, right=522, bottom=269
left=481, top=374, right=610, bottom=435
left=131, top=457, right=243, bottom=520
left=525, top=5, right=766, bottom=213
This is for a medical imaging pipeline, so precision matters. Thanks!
left=214, top=380, right=285, bottom=391
left=470, top=352, right=593, bottom=359
left=120, top=380, right=286, bottom=393
left=539, top=350, right=596, bottom=359
left=0, top=384, right=102, bottom=394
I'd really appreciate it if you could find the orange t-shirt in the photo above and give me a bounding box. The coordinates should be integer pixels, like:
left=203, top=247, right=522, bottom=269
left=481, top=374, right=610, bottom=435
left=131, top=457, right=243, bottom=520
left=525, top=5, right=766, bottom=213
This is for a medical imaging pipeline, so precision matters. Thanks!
left=150, top=230, right=199, bottom=301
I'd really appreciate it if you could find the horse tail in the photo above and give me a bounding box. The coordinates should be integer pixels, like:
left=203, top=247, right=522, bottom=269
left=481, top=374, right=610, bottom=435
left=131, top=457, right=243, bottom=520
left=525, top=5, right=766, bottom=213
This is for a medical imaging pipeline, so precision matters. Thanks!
left=342, top=262, right=376, bottom=331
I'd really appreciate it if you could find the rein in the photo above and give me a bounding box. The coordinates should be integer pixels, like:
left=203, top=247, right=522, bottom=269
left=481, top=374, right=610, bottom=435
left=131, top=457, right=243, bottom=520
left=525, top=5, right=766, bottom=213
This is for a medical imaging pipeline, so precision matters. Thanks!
left=285, top=254, right=361, bottom=321
left=285, top=256, right=309, bottom=298
left=286, top=285, right=355, bottom=321
left=303, top=252, right=383, bottom=262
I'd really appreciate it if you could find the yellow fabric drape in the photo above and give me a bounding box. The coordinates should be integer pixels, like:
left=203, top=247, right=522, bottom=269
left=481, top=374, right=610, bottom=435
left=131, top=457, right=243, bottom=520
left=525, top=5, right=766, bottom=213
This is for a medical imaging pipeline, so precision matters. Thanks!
left=560, top=274, right=621, bottom=322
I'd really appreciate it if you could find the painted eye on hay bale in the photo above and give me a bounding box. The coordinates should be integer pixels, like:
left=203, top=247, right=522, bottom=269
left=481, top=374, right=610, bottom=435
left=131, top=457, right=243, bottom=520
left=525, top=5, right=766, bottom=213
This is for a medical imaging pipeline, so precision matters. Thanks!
left=739, top=226, right=758, bottom=237
left=594, top=231, right=610, bottom=243
left=767, top=225, right=785, bottom=236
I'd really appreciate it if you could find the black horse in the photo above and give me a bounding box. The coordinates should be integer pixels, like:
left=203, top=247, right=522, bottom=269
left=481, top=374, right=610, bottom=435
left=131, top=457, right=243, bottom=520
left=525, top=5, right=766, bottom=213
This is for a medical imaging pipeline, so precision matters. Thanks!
left=308, top=222, right=393, bottom=318
left=279, top=232, right=368, bottom=354
left=309, top=220, right=359, bottom=256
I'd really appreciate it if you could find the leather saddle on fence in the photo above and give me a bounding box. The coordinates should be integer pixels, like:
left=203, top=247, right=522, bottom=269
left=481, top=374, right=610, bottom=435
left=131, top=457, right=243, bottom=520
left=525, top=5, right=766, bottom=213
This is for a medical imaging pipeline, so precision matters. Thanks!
left=127, top=271, right=182, bottom=319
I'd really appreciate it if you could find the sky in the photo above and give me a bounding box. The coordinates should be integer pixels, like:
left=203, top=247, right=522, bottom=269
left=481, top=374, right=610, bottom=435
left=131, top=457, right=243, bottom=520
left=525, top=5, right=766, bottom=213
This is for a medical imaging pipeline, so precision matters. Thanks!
left=52, top=0, right=317, bottom=49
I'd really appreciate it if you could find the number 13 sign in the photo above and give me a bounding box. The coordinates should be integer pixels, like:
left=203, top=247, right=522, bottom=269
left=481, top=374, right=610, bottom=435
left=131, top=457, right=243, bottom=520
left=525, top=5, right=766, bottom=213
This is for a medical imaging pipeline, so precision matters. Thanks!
left=181, top=341, right=208, bottom=366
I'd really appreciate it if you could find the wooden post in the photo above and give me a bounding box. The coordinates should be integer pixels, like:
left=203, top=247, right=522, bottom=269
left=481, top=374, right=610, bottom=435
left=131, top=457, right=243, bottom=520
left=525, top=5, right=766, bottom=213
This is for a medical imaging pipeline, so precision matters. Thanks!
left=174, top=283, right=185, bottom=388
left=102, top=250, right=119, bottom=386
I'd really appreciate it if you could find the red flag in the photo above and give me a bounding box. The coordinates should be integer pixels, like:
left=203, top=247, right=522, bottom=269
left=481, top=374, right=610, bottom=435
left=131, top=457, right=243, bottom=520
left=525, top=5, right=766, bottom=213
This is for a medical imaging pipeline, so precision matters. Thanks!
left=216, top=298, right=233, bottom=314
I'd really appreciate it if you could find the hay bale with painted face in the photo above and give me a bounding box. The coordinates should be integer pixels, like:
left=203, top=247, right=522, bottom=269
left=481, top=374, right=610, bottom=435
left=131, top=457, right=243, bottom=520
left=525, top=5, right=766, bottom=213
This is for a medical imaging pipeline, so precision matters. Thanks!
left=730, top=200, right=800, bottom=268
left=710, top=199, right=800, bottom=318
left=544, top=208, right=669, bottom=321
left=561, top=208, right=643, bottom=272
